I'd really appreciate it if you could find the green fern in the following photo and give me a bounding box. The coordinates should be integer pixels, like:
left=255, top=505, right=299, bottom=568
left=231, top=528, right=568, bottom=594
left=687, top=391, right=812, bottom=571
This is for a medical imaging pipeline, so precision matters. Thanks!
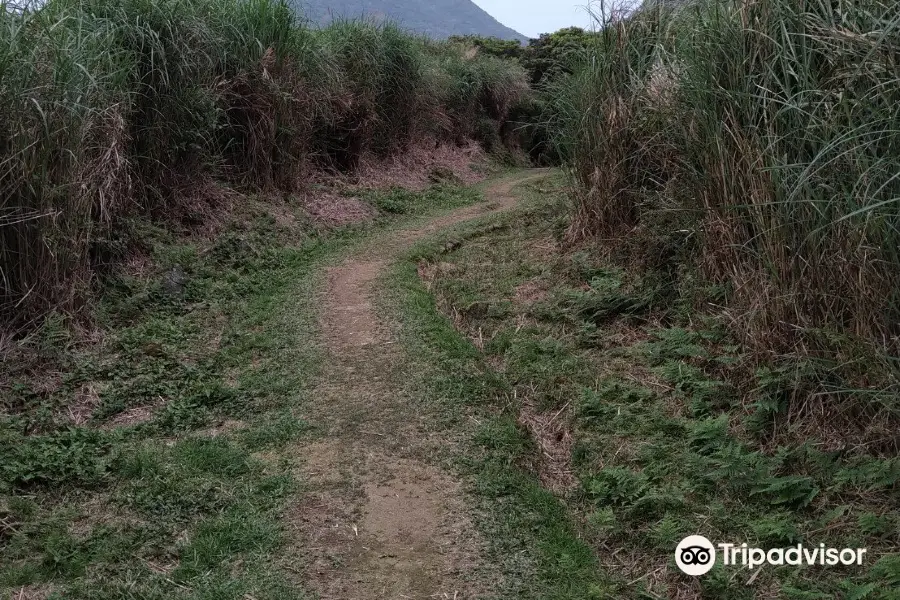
left=751, top=475, right=820, bottom=508
left=628, top=487, right=687, bottom=520
left=577, top=380, right=655, bottom=426
left=688, top=414, right=731, bottom=455
left=750, top=512, right=802, bottom=545
left=858, top=512, right=895, bottom=538
left=584, top=467, right=649, bottom=507
left=833, top=457, right=900, bottom=492
left=644, top=327, right=708, bottom=365
left=648, top=514, right=684, bottom=550
left=867, top=554, right=900, bottom=587
left=781, top=586, right=835, bottom=599
left=704, top=444, right=768, bottom=493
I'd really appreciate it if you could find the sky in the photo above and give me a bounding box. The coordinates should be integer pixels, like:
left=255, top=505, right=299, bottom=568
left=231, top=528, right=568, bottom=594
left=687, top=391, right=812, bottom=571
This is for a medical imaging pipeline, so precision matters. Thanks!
left=471, top=0, right=600, bottom=38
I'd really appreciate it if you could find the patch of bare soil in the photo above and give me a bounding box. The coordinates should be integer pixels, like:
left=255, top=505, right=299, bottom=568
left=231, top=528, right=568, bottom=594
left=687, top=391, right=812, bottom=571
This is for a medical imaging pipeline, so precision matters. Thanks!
left=286, top=170, right=550, bottom=599
left=199, top=419, right=246, bottom=438
left=357, top=141, right=488, bottom=190
left=64, top=382, right=102, bottom=426
left=513, top=279, right=551, bottom=306
left=101, top=397, right=165, bottom=429
left=302, top=191, right=377, bottom=228
left=517, top=396, right=576, bottom=494
left=416, top=261, right=458, bottom=291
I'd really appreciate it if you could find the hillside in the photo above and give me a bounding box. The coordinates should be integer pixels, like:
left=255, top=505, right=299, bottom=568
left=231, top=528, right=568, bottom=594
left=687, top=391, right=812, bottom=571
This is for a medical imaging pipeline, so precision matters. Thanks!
left=3, top=0, right=899, bottom=599
left=292, top=0, right=528, bottom=41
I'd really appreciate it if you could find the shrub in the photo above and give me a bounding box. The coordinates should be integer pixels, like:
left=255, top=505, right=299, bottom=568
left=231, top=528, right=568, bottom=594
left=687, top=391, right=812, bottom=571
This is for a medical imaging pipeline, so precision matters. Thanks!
left=551, top=0, right=900, bottom=443
left=0, top=0, right=530, bottom=329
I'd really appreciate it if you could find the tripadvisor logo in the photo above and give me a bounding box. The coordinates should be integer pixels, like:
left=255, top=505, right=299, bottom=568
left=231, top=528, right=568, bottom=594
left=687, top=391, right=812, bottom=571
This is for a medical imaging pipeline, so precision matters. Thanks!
left=675, top=535, right=716, bottom=576
left=675, top=536, right=868, bottom=576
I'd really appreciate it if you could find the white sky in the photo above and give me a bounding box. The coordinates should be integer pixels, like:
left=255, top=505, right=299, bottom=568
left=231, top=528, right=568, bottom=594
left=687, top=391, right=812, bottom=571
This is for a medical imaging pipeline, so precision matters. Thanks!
left=471, top=0, right=601, bottom=38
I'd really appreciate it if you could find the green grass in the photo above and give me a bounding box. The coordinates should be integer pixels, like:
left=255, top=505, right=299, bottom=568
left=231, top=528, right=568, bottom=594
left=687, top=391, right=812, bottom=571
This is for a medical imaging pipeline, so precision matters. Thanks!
left=546, top=0, right=900, bottom=441
left=1, top=211, right=325, bottom=597
left=0, top=182, right=484, bottom=598
left=0, top=0, right=531, bottom=329
left=360, top=182, right=483, bottom=216
left=403, top=174, right=900, bottom=598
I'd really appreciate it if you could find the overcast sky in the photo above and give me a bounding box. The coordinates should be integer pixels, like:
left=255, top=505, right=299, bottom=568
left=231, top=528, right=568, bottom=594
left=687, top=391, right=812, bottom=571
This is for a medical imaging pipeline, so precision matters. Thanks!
left=471, top=0, right=600, bottom=38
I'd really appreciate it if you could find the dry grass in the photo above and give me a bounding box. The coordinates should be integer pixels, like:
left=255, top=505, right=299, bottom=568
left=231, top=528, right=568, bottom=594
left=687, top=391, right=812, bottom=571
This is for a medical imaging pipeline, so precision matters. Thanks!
left=8, top=585, right=57, bottom=600
left=552, top=0, right=900, bottom=445
left=0, top=1, right=530, bottom=333
left=301, top=192, right=376, bottom=227
left=101, top=398, right=166, bottom=429
left=356, top=141, right=488, bottom=190
left=513, top=279, right=551, bottom=306
left=516, top=391, right=576, bottom=494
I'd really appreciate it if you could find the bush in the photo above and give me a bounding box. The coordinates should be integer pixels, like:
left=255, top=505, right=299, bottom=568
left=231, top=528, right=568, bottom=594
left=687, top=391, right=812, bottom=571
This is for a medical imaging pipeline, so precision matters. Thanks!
left=551, top=0, right=900, bottom=442
left=0, top=0, right=529, bottom=329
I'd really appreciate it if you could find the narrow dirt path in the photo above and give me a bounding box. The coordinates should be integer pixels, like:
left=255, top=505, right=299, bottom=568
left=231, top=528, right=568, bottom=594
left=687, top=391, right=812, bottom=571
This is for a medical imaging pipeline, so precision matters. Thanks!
left=289, top=170, right=550, bottom=599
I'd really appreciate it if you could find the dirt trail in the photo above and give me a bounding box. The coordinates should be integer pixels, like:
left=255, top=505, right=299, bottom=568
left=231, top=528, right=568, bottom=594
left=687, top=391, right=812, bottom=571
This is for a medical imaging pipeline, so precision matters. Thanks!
left=289, top=170, right=549, bottom=599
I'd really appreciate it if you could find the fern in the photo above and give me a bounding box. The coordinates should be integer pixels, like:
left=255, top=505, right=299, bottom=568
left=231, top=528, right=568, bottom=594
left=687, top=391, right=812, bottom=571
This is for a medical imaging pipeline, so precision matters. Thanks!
left=648, top=514, right=684, bottom=550
left=751, top=475, right=820, bottom=508
left=688, top=414, right=730, bottom=455
left=627, top=487, right=686, bottom=520
left=584, top=467, right=649, bottom=507
left=833, top=457, right=900, bottom=492
left=577, top=380, right=655, bottom=425
left=858, top=512, right=894, bottom=538
left=654, top=361, right=733, bottom=415
left=644, top=327, right=708, bottom=365
left=705, top=444, right=768, bottom=493
left=750, top=512, right=802, bottom=545
left=842, top=582, right=879, bottom=600
left=781, top=587, right=832, bottom=600
left=868, top=554, right=900, bottom=587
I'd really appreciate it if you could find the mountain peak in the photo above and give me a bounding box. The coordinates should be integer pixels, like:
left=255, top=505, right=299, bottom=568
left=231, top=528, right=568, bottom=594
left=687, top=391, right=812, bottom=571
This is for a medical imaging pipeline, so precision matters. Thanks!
left=292, top=0, right=528, bottom=41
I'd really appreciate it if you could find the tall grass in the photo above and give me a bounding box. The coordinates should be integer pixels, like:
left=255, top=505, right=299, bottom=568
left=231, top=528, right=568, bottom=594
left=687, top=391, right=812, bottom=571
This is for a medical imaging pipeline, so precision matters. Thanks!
left=554, top=0, right=900, bottom=443
left=0, top=0, right=529, bottom=329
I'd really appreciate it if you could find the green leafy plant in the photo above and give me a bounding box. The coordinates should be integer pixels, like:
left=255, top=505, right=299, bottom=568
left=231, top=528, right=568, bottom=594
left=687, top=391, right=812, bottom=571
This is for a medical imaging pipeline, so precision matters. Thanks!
left=584, top=467, right=649, bottom=507
left=0, top=428, right=117, bottom=489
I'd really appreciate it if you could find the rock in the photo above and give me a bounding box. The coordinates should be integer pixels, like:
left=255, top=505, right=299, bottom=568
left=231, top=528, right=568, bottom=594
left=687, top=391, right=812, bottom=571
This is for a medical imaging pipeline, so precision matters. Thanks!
left=162, top=264, right=188, bottom=295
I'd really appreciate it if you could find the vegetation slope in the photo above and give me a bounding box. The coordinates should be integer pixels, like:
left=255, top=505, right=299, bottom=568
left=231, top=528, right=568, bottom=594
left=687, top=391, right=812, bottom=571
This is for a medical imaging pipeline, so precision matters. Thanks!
left=0, top=0, right=530, bottom=330
left=2, top=0, right=899, bottom=597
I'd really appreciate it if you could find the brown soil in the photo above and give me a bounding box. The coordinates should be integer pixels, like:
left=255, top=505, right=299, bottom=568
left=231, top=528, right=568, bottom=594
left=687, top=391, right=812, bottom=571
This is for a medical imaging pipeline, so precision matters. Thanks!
left=513, top=279, right=551, bottom=306
left=356, top=141, right=488, bottom=190
left=287, top=170, right=550, bottom=599
left=100, top=397, right=165, bottom=429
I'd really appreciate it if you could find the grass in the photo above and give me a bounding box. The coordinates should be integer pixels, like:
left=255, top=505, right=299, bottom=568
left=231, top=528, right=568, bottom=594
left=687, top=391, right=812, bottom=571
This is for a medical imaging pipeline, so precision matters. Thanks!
left=1, top=206, right=323, bottom=598
left=0, top=0, right=531, bottom=330
left=385, top=175, right=616, bottom=599
left=405, top=173, right=900, bottom=598
left=0, top=181, right=484, bottom=599
left=546, top=0, right=900, bottom=446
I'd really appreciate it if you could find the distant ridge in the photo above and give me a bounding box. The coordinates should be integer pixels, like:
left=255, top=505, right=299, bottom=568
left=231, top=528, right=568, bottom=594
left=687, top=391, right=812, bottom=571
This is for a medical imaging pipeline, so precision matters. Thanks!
left=292, top=0, right=528, bottom=42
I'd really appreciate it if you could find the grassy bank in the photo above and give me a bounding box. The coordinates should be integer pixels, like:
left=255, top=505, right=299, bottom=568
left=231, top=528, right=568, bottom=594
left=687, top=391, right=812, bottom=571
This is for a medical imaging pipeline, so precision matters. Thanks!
left=548, top=0, right=900, bottom=450
left=0, top=0, right=529, bottom=330
left=415, top=175, right=900, bottom=598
